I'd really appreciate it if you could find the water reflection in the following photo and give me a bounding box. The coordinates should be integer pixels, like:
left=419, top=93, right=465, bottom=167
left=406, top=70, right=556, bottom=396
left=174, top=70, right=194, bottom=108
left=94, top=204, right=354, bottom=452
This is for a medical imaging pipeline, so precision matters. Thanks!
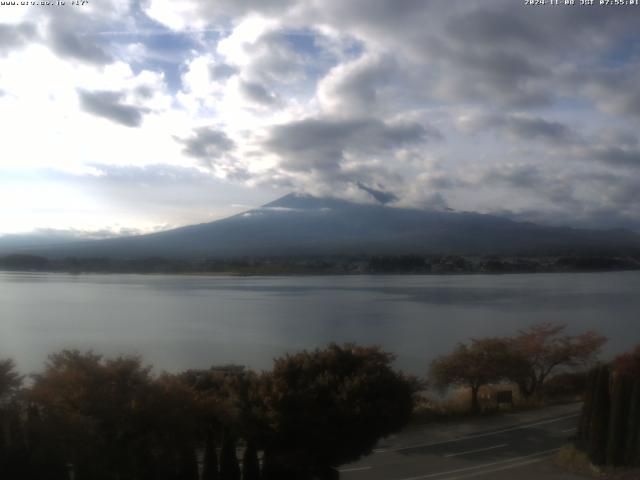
left=1, top=271, right=638, bottom=375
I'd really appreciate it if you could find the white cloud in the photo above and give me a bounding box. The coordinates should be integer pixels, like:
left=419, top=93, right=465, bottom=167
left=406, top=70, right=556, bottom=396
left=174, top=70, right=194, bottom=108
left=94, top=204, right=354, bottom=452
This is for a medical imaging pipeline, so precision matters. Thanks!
left=2, top=0, right=640, bottom=233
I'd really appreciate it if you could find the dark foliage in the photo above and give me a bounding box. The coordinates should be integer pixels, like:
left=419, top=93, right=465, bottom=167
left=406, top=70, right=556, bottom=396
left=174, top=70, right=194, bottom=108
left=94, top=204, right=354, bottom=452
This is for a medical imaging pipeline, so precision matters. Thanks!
left=261, top=344, right=417, bottom=477
left=0, top=344, right=414, bottom=480
left=578, top=350, right=640, bottom=468
left=241, top=441, right=260, bottom=480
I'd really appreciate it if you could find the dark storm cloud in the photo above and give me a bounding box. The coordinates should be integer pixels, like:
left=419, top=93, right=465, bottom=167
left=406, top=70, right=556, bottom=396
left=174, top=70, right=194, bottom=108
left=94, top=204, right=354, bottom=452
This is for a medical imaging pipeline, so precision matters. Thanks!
left=0, top=22, right=37, bottom=55
left=78, top=90, right=149, bottom=127
left=265, top=116, right=437, bottom=175
left=176, top=127, right=236, bottom=168
left=239, top=80, right=280, bottom=106
left=49, top=23, right=112, bottom=65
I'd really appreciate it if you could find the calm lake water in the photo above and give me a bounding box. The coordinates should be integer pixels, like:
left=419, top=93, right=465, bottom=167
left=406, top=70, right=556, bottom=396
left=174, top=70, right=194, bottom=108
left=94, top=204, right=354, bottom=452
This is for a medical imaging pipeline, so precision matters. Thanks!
left=1, top=271, right=639, bottom=375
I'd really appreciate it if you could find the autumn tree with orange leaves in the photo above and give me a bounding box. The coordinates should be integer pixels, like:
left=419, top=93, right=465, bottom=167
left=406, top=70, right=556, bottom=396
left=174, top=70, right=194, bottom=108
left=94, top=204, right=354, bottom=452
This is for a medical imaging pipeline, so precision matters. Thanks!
left=429, top=338, right=527, bottom=412
left=613, top=345, right=640, bottom=379
left=510, top=323, right=607, bottom=398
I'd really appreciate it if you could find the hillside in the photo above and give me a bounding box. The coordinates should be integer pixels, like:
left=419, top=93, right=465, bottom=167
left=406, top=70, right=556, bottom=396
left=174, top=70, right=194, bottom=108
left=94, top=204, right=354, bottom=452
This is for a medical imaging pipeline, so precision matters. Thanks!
left=3, top=194, right=640, bottom=259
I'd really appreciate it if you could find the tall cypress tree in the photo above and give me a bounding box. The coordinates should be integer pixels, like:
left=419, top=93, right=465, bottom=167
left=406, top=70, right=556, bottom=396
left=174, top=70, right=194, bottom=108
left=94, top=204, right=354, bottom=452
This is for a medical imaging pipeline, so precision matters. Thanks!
left=624, top=379, right=640, bottom=466
left=577, top=368, right=598, bottom=449
left=627, top=379, right=640, bottom=467
left=25, top=405, right=68, bottom=480
left=260, top=450, right=296, bottom=480
left=219, top=432, right=240, bottom=480
left=177, top=446, right=199, bottom=480
left=202, top=432, right=219, bottom=480
left=588, top=366, right=610, bottom=465
left=241, top=441, right=260, bottom=480
left=606, top=374, right=632, bottom=466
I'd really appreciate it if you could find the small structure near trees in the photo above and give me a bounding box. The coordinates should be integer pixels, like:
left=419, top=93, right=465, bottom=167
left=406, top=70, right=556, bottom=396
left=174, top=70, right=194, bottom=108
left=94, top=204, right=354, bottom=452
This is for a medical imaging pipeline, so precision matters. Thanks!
left=429, top=338, right=526, bottom=413
left=429, top=323, right=607, bottom=413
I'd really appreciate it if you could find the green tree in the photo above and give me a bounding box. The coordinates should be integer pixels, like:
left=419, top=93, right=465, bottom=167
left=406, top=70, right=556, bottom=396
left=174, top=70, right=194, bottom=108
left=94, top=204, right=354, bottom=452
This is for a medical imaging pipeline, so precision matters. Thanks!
left=261, top=344, right=416, bottom=479
left=29, top=350, right=172, bottom=480
left=178, top=365, right=268, bottom=478
left=0, top=358, right=23, bottom=470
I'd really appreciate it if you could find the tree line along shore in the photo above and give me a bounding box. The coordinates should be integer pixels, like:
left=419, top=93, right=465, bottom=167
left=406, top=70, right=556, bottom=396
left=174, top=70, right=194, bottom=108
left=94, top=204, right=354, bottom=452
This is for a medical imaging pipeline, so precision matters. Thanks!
left=1, top=253, right=639, bottom=275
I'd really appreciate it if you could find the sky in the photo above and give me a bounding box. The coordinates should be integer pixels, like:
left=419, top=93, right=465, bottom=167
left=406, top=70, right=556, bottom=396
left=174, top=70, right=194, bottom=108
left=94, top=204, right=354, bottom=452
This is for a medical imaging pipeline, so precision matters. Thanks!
left=1, top=0, right=640, bottom=236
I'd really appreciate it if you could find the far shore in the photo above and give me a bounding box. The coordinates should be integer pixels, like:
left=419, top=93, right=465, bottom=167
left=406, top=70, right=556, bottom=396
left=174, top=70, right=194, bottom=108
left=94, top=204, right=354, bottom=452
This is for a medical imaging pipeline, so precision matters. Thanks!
left=1, top=253, right=639, bottom=277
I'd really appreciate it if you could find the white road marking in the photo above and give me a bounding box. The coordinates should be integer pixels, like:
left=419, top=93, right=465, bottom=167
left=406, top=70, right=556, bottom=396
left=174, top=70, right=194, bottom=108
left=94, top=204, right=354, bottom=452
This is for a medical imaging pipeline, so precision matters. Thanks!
left=396, top=447, right=561, bottom=480
left=375, top=413, right=579, bottom=453
left=437, top=456, right=550, bottom=480
left=443, top=443, right=508, bottom=458
left=338, top=466, right=372, bottom=473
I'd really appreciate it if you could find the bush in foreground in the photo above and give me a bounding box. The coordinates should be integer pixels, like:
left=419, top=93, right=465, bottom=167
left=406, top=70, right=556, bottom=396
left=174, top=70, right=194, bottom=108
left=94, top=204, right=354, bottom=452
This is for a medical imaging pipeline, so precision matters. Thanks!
left=0, top=344, right=416, bottom=480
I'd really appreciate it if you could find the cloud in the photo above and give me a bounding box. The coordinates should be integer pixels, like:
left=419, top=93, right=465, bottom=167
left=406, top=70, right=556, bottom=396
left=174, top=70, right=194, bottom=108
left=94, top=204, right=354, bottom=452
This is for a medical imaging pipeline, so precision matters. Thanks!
left=49, top=22, right=113, bottom=65
left=144, top=0, right=295, bottom=30
left=356, top=182, right=397, bottom=204
left=318, top=53, right=400, bottom=115
left=0, top=22, right=37, bottom=55
left=265, top=116, right=438, bottom=176
left=4, top=0, right=640, bottom=233
left=176, top=127, right=236, bottom=168
left=446, top=8, right=542, bottom=48
left=578, top=64, right=640, bottom=122
left=240, top=29, right=312, bottom=83
left=33, top=164, right=280, bottom=230
left=239, top=79, right=280, bottom=106
left=78, top=89, right=149, bottom=127
left=592, top=147, right=640, bottom=170
left=209, top=62, right=238, bottom=80
left=460, top=113, right=580, bottom=146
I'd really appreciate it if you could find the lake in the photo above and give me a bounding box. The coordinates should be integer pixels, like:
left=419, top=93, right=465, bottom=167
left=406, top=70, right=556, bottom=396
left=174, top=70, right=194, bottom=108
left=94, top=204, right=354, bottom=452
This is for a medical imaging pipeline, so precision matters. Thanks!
left=1, top=271, right=638, bottom=375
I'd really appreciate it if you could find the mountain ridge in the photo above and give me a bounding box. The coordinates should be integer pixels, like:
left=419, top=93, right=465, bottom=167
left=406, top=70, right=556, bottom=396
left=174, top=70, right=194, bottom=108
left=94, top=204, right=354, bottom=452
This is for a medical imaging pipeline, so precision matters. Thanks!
left=2, top=193, right=639, bottom=259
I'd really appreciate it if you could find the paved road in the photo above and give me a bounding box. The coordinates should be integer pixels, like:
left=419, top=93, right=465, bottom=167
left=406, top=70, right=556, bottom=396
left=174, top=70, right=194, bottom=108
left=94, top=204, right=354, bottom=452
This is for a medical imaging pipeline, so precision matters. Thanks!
left=339, top=403, right=588, bottom=480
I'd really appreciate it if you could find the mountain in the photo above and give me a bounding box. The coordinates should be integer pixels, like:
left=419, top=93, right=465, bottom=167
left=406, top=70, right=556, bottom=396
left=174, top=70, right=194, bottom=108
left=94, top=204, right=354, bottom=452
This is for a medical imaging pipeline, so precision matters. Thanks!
left=4, top=193, right=640, bottom=259
left=0, top=230, right=98, bottom=253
